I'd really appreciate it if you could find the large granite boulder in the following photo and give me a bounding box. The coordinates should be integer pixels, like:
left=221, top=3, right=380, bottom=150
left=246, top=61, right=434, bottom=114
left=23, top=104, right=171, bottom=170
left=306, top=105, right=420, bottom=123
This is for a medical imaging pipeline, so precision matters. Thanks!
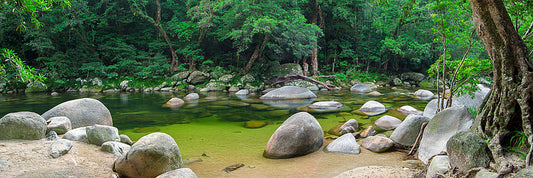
left=426, top=155, right=450, bottom=178
left=157, top=168, right=198, bottom=178
left=374, top=115, right=402, bottom=130
left=325, top=133, right=360, bottom=154
left=264, top=112, right=323, bottom=158
left=361, top=135, right=394, bottom=153
left=41, top=98, right=113, bottom=129
left=423, top=99, right=455, bottom=119
left=49, top=139, right=73, bottom=158
left=187, top=71, right=209, bottom=85
left=260, top=86, right=317, bottom=100
left=357, top=101, right=387, bottom=116
left=446, top=132, right=491, bottom=173
left=0, top=112, right=47, bottom=140
left=86, top=124, right=120, bottom=146
left=114, top=132, right=183, bottom=178
left=46, top=116, right=72, bottom=135
left=350, top=84, right=372, bottom=93
left=418, top=106, right=474, bottom=164
left=390, top=115, right=431, bottom=147
left=452, top=84, right=490, bottom=110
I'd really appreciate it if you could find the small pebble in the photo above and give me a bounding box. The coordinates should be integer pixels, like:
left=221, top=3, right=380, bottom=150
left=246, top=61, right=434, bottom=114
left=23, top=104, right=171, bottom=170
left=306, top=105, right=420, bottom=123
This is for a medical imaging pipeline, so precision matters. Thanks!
left=249, top=165, right=256, bottom=168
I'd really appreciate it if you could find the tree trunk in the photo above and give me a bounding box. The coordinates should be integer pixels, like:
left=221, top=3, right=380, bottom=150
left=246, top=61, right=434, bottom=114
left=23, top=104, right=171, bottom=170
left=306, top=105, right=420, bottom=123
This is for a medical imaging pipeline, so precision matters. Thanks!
left=243, top=35, right=269, bottom=74
left=470, top=0, right=533, bottom=173
left=310, top=0, right=323, bottom=76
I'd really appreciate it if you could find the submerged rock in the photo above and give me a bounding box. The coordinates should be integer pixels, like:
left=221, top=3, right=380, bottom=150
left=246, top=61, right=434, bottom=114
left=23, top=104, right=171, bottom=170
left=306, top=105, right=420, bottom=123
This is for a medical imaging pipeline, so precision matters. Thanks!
left=244, top=121, right=267, bottom=128
left=260, top=86, right=317, bottom=100
left=0, top=111, right=47, bottom=140
left=223, top=163, right=245, bottom=173
left=264, top=112, right=323, bottom=158
left=41, top=98, right=113, bottom=129
left=298, top=101, right=350, bottom=113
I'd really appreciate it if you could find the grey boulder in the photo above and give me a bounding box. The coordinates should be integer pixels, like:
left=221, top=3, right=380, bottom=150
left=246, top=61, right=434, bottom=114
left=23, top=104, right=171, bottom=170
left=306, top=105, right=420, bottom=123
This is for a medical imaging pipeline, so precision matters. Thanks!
left=46, top=116, right=72, bottom=135
left=235, top=89, right=250, bottom=96
left=397, top=106, right=423, bottom=115
left=263, top=112, right=323, bottom=158
left=390, top=115, right=431, bottom=146
left=187, top=71, right=209, bottom=85
left=0, top=112, right=47, bottom=140
left=418, top=106, right=474, bottom=164
left=325, top=133, right=360, bottom=154
left=120, top=134, right=134, bottom=145
left=374, top=115, right=402, bottom=130
left=41, top=98, right=113, bottom=129
left=361, top=135, right=394, bottom=153
left=426, top=155, right=450, bottom=178
left=184, top=93, right=200, bottom=101
left=101, top=141, right=131, bottom=157
left=86, top=124, right=120, bottom=146
left=446, top=132, right=491, bottom=173
left=62, top=127, right=87, bottom=141
left=156, top=168, right=198, bottom=178
left=357, top=101, right=387, bottom=116
left=260, top=86, right=317, bottom=100
left=350, top=84, right=372, bottom=93
left=414, top=89, right=434, bottom=100
left=113, top=132, right=183, bottom=178
left=49, top=139, right=73, bottom=158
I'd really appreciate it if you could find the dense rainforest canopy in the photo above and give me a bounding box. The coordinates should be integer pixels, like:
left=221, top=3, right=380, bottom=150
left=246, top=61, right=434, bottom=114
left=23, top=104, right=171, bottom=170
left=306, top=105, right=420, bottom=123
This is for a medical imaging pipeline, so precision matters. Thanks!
left=0, top=0, right=531, bottom=90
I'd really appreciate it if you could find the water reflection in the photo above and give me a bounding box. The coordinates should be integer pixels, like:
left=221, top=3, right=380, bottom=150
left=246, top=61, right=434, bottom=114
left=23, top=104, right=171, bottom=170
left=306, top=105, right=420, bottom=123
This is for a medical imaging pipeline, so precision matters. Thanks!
left=261, top=99, right=315, bottom=109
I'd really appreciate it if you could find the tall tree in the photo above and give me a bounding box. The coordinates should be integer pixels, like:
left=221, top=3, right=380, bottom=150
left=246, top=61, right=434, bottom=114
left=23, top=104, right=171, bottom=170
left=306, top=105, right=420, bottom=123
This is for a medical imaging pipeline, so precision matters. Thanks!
left=470, top=0, right=533, bottom=173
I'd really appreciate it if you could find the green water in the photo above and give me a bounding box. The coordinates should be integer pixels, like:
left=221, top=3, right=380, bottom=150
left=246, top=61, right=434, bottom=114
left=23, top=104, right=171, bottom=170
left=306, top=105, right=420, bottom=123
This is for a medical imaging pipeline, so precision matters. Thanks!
left=0, top=89, right=430, bottom=177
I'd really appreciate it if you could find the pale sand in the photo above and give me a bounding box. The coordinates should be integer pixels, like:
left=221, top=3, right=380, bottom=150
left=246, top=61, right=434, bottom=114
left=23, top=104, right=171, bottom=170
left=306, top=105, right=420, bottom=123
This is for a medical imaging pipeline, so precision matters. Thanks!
left=0, top=138, right=418, bottom=177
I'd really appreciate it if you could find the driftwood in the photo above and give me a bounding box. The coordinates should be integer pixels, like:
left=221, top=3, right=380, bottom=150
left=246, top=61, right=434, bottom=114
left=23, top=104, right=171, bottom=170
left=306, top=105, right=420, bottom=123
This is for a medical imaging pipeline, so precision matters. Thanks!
left=266, top=73, right=337, bottom=90
left=408, top=122, right=428, bottom=156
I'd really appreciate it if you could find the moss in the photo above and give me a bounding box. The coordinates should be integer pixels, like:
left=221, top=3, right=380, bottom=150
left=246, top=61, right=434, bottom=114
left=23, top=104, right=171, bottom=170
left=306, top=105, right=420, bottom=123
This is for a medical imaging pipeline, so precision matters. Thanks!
left=418, top=81, right=434, bottom=88
left=133, top=126, right=161, bottom=133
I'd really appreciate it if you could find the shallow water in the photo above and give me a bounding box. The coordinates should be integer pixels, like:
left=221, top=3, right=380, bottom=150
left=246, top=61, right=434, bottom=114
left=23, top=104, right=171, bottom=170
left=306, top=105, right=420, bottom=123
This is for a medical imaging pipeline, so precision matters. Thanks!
left=0, top=88, right=430, bottom=177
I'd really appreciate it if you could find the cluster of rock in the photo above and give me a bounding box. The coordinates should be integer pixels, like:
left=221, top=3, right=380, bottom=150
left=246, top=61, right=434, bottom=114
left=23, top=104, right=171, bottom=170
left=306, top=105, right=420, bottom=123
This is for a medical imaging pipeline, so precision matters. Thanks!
left=0, top=98, right=198, bottom=178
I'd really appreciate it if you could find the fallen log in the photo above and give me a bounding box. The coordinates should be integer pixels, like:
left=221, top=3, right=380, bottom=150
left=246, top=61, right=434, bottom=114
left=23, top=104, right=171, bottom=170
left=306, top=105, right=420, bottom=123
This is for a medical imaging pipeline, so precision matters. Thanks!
left=266, top=73, right=337, bottom=90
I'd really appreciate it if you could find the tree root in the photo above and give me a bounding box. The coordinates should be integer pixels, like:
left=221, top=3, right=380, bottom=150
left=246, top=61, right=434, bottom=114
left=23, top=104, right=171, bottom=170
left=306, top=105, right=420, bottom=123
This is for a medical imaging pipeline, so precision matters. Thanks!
left=408, top=122, right=428, bottom=156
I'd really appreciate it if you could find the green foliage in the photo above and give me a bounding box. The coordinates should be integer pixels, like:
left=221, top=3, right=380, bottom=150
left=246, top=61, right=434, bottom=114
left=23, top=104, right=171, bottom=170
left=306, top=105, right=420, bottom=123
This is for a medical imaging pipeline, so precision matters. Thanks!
left=0, top=48, right=46, bottom=84
left=506, top=131, right=529, bottom=159
left=428, top=57, right=492, bottom=95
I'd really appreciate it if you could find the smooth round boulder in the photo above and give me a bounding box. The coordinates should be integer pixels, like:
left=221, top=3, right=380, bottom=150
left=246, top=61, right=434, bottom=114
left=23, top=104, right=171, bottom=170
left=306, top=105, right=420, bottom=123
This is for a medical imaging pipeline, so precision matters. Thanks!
left=264, top=112, right=323, bottom=158
left=446, top=132, right=491, bottom=173
left=350, top=84, right=372, bottom=93
left=46, top=116, right=72, bottom=135
left=325, top=134, right=360, bottom=154
left=86, top=124, right=120, bottom=146
left=390, top=115, right=431, bottom=146
left=235, top=89, right=250, bottom=96
left=0, top=112, right=47, bottom=140
left=361, top=135, right=394, bottom=153
left=357, top=101, right=387, bottom=116
left=183, top=93, right=200, bottom=101
left=157, top=168, right=198, bottom=178
left=164, top=98, right=185, bottom=107
left=396, top=106, right=422, bottom=116
left=413, top=89, right=434, bottom=100
left=259, top=86, right=317, bottom=100
left=119, top=134, right=134, bottom=145
left=374, top=115, right=402, bottom=130
left=41, top=98, right=113, bottom=129
left=113, top=132, right=183, bottom=178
